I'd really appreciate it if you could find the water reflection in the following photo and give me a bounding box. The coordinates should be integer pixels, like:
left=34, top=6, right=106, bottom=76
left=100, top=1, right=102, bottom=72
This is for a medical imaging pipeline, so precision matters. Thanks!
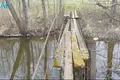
left=0, top=37, right=60, bottom=79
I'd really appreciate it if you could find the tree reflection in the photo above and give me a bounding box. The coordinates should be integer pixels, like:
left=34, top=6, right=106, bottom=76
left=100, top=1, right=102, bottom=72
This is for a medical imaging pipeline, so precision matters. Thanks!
left=10, top=38, right=31, bottom=79
left=106, top=42, right=114, bottom=80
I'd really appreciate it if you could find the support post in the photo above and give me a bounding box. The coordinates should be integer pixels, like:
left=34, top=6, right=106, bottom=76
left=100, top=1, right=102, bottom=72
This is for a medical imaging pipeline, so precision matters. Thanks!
left=87, top=42, right=96, bottom=80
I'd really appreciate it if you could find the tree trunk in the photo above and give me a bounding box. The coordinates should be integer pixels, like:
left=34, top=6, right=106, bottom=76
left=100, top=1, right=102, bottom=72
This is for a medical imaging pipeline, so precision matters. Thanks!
left=22, top=0, right=28, bottom=28
left=46, top=0, right=50, bottom=13
left=44, top=43, right=48, bottom=79
left=28, top=0, right=30, bottom=8
left=6, top=0, right=26, bottom=35
left=59, top=0, right=62, bottom=12
left=41, top=0, right=47, bottom=28
left=18, top=0, right=21, bottom=17
left=110, top=0, right=117, bottom=25
left=10, top=38, right=26, bottom=79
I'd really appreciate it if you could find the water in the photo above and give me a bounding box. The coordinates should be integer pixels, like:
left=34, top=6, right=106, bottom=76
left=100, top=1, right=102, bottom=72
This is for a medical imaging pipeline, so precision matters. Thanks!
left=0, top=37, right=120, bottom=79
left=0, top=37, right=60, bottom=79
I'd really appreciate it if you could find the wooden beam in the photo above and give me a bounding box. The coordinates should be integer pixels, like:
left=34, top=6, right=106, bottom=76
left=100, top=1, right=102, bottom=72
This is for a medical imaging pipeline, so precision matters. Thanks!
left=87, top=43, right=96, bottom=80
left=106, top=42, right=114, bottom=80
left=71, top=22, right=85, bottom=68
left=53, top=20, right=70, bottom=67
left=64, top=29, right=73, bottom=79
left=71, top=11, right=89, bottom=68
left=72, top=11, right=88, bottom=53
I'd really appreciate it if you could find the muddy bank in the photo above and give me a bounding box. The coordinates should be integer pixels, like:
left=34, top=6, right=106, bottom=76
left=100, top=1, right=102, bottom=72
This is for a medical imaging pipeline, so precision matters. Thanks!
left=0, top=7, right=65, bottom=37
left=0, top=25, right=61, bottom=38
left=0, top=14, right=66, bottom=37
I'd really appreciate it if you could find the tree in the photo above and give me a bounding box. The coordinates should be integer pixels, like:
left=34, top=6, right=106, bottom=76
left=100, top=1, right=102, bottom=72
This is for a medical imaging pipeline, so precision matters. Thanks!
left=22, top=0, right=28, bottom=28
left=28, top=0, right=30, bottom=8
left=41, top=0, right=47, bottom=28
left=59, top=0, right=62, bottom=12
left=5, top=0, right=29, bottom=35
left=110, top=0, right=117, bottom=25
left=6, top=0, right=26, bottom=35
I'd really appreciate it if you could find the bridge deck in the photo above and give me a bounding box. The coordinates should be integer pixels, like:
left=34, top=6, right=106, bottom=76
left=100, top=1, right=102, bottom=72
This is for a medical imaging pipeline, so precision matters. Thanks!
left=54, top=11, right=89, bottom=79
left=32, top=10, right=90, bottom=80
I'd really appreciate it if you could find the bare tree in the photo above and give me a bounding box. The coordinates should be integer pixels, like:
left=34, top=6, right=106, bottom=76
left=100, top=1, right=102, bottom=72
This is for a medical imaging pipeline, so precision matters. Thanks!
left=110, top=0, right=117, bottom=25
left=41, top=0, right=47, bottom=28
left=22, top=0, right=28, bottom=28
left=6, top=0, right=26, bottom=35
left=28, top=0, right=30, bottom=8
left=59, top=0, right=62, bottom=12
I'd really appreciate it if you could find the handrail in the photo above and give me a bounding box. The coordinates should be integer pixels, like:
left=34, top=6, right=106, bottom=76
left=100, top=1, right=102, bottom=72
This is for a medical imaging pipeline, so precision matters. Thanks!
left=31, top=12, right=60, bottom=79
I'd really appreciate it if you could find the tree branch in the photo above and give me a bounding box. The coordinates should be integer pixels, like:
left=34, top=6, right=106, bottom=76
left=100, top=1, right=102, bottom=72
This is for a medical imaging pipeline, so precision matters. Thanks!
left=96, top=2, right=120, bottom=9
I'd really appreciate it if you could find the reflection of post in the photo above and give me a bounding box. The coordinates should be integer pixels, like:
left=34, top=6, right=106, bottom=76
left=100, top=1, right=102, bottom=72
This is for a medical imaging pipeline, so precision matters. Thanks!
left=87, top=42, right=96, bottom=80
left=31, top=42, right=35, bottom=72
left=44, top=42, right=48, bottom=79
left=24, top=39, right=31, bottom=79
left=10, top=38, right=31, bottom=79
left=106, top=42, right=114, bottom=80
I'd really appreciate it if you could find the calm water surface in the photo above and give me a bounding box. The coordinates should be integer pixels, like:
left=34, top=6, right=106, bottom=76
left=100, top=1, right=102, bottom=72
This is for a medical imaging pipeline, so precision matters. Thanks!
left=0, top=37, right=60, bottom=79
left=1, top=37, right=120, bottom=79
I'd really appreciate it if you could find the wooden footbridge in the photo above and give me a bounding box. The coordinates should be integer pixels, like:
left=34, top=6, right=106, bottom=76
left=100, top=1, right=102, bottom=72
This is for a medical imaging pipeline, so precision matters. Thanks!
left=32, top=11, right=91, bottom=80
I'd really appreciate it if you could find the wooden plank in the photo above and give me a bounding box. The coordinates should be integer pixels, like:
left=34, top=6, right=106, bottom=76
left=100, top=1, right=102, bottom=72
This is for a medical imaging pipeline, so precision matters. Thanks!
left=71, top=29, right=86, bottom=68
left=64, top=30, right=73, bottom=79
left=71, top=11, right=89, bottom=68
left=53, top=20, right=70, bottom=67
left=73, top=11, right=88, bottom=52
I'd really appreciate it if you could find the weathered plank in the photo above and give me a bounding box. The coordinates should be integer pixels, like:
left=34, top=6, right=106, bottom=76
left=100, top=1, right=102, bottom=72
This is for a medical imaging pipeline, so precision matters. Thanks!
left=53, top=20, right=70, bottom=67
left=64, top=29, right=73, bottom=79
left=71, top=11, right=89, bottom=68
left=73, top=11, right=89, bottom=54
left=71, top=29, right=86, bottom=68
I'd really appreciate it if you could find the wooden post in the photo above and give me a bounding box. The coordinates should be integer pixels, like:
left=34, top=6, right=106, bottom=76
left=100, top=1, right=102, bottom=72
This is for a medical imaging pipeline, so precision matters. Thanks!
left=44, top=41, right=48, bottom=79
left=106, top=42, right=114, bottom=80
left=87, top=42, right=96, bottom=80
